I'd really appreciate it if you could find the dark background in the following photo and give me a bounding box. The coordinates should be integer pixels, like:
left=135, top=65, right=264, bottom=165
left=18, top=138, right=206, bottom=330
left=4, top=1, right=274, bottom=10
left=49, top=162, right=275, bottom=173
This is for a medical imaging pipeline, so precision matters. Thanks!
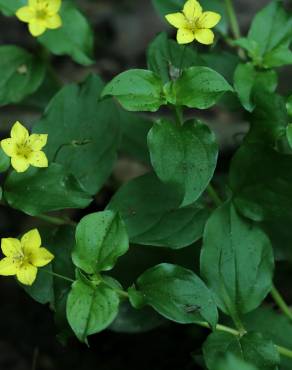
left=0, top=1, right=290, bottom=369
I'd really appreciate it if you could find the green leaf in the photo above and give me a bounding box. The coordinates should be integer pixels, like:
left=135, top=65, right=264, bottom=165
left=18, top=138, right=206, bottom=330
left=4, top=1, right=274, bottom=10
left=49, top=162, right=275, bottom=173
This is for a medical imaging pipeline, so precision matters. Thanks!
left=264, top=41, right=292, bottom=68
left=45, top=225, right=76, bottom=300
left=109, top=301, right=165, bottom=333
left=203, top=331, right=280, bottom=370
left=261, top=214, right=292, bottom=262
left=148, top=119, right=218, bottom=206
left=152, top=0, right=181, bottom=15
left=164, top=66, right=233, bottom=109
left=230, top=143, right=292, bottom=221
left=0, top=0, right=25, bottom=15
left=73, top=210, right=129, bottom=274
left=202, top=51, right=240, bottom=84
left=234, top=63, right=256, bottom=112
left=147, top=32, right=205, bottom=83
left=234, top=63, right=278, bottom=112
left=129, top=263, right=218, bottom=328
left=215, top=354, right=259, bottom=370
left=22, top=265, right=54, bottom=305
left=246, top=91, right=287, bottom=145
left=39, top=2, right=94, bottom=66
left=4, top=163, right=92, bottom=216
left=200, top=202, right=274, bottom=318
left=101, top=69, right=166, bottom=112
left=23, top=225, right=75, bottom=307
left=108, top=173, right=209, bottom=249
left=67, top=279, right=120, bottom=342
left=287, top=124, right=292, bottom=149
left=243, top=306, right=292, bottom=370
left=286, top=95, right=292, bottom=117
left=236, top=1, right=292, bottom=68
left=118, top=111, right=152, bottom=164
left=0, top=45, right=46, bottom=106
left=34, top=74, right=121, bottom=195
left=0, top=148, right=10, bottom=173
left=152, top=0, right=228, bottom=35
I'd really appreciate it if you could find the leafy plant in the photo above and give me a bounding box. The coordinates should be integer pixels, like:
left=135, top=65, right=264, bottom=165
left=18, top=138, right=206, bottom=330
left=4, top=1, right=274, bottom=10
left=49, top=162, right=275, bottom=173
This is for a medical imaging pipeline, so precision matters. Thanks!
left=0, top=0, right=292, bottom=368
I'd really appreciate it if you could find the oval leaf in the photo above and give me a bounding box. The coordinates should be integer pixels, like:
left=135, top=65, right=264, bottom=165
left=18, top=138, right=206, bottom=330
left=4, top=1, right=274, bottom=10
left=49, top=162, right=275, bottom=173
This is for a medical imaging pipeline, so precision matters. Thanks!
left=164, top=66, right=233, bottom=109
left=34, top=74, right=121, bottom=195
left=129, top=263, right=218, bottom=328
left=200, top=202, right=274, bottom=318
left=4, top=163, right=92, bottom=216
left=148, top=119, right=218, bottom=206
left=39, top=3, right=94, bottom=66
left=0, top=45, right=45, bottom=106
left=73, top=210, right=129, bottom=274
left=229, top=143, right=292, bottom=221
left=203, top=331, right=280, bottom=370
left=101, top=69, right=166, bottom=112
left=108, top=173, right=209, bottom=249
left=67, top=279, right=120, bottom=342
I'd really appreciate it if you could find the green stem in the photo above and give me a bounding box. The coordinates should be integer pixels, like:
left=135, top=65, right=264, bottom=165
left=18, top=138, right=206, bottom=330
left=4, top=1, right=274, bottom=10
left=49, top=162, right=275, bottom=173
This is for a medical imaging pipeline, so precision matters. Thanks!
left=196, top=321, right=292, bottom=359
left=207, top=184, right=223, bottom=207
left=224, top=0, right=246, bottom=59
left=172, top=105, right=184, bottom=126
left=101, top=279, right=129, bottom=299
left=36, top=214, right=76, bottom=227
left=271, top=285, right=292, bottom=321
left=114, top=288, right=129, bottom=299
left=224, top=0, right=241, bottom=39
left=277, top=345, right=292, bottom=359
left=178, top=45, right=187, bottom=75
left=44, top=270, right=74, bottom=283
left=196, top=321, right=239, bottom=336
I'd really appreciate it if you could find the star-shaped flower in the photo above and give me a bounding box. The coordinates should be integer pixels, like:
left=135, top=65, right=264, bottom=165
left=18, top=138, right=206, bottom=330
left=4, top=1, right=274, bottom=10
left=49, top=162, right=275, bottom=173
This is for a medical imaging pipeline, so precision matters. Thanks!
left=1, top=121, right=48, bottom=173
left=16, top=0, right=62, bottom=37
left=165, top=0, right=221, bottom=45
left=0, top=229, right=54, bottom=286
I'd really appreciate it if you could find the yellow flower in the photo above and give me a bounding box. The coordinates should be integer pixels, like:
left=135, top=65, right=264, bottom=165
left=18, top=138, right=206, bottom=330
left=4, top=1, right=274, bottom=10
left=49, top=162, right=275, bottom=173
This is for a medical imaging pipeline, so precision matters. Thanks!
left=1, top=121, right=48, bottom=173
left=165, top=0, right=221, bottom=45
left=16, top=0, right=62, bottom=37
left=0, top=229, right=54, bottom=286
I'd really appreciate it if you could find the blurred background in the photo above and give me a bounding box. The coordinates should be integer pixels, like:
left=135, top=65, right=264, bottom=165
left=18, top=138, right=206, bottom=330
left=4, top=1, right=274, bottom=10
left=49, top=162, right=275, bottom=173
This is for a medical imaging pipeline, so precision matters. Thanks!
left=0, top=0, right=291, bottom=369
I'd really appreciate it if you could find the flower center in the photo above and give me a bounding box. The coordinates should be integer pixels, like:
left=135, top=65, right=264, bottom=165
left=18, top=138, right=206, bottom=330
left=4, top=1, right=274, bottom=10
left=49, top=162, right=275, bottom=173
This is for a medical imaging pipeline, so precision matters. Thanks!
left=35, top=9, right=48, bottom=20
left=16, top=143, right=32, bottom=159
left=12, top=250, right=25, bottom=265
left=186, top=17, right=199, bottom=31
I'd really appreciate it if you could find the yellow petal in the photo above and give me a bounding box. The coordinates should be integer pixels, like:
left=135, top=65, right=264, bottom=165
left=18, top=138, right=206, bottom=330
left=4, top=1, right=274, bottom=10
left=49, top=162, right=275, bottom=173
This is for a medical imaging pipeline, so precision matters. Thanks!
left=183, top=0, right=202, bottom=20
left=16, top=263, right=37, bottom=286
left=1, top=138, right=17, bottom=157
left=177, top=28, right=196, bottom=44
left=47, top=0, right=62, bottom=13
left=21, top=229, right=41, bottom=255
left=30, top=247, right=54, bottom=267
left=45, top=13, right=62, bottom=29
left=28, top=151, right=48, bottom=168
left=11, top=121, right=29, bottom=144
left=195, top=28, right=214, bottom=45
left=27, top=134, right=48, bottom=151
left=197, top=11, right=221, bottom=29
left=0, top=257, right=18, bottom=276
left=11, top=156, right=30, bottom=173
left=29, top=21, right=47, bottom=37
left=1, top=238, right=22, bottom=258
left=28, top=0, right=38, bottom=8
left=16, top=6, right=34, bottom=22
left=165, top=12, right=188, bottom=29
